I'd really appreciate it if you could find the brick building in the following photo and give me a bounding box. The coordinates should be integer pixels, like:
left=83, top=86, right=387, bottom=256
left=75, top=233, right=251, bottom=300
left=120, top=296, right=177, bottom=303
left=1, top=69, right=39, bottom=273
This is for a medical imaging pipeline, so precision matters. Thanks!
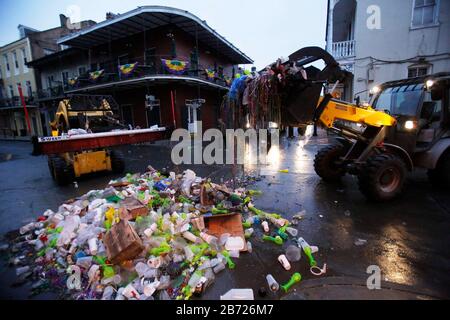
left=0, top=16, right=95, bottom=139
left=28, top=6, right=253, bottom=135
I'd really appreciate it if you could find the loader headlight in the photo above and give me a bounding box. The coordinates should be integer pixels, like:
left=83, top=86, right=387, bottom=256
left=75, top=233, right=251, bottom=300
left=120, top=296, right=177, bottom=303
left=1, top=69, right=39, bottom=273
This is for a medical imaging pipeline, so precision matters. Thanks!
left=404, top=120, right=416, bottom=130
left=370, top=86, right=381, bottom=95
left=425, top=79, right=435, bottom=89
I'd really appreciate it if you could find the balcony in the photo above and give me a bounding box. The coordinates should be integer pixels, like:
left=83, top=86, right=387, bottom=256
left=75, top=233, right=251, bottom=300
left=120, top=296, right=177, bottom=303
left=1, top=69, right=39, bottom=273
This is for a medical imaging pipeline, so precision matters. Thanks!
left=331, top=40, right=355, bottom=59
left=0, top=94, right=37, bottom=108
left=37, top=86, right=64, bottom=100
left=62, top=54, right=233, bottom=93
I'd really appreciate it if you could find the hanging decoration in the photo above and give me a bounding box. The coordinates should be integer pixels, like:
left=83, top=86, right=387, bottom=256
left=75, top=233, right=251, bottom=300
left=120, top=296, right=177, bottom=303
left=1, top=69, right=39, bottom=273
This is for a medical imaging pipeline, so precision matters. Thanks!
left=224, top=76, right=232, bottom=87
left=119, top=62, right=139, bottom=76
left=68, top=77, right=78, bottom=86
left=205, top=68, right=216, bottom=80
left=89, top=69, right=104, bottom=81
left=161, top=59, right=189, bottom=75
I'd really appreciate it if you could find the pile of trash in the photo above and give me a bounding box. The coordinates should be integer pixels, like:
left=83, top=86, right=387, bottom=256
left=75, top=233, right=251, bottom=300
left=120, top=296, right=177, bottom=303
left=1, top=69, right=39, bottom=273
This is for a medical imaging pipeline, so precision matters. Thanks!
left=7, top=166, right=323, bottom=300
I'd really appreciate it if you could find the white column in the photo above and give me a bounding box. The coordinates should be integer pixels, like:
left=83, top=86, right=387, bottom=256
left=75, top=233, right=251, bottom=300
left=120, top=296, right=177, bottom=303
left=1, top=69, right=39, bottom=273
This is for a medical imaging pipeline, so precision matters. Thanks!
left=326, top=0, right=335, bottom=53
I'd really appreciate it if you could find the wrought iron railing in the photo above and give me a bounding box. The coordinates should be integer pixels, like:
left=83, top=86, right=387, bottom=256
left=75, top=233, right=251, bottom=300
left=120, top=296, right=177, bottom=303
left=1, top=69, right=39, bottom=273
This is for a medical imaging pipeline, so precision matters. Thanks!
left=62, top=54, right=232, bottom=92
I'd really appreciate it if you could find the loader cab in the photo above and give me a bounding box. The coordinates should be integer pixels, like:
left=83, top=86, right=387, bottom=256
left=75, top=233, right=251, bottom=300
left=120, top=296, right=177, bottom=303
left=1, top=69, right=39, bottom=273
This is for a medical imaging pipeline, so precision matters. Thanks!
left=371, top=74, right=449, bottom=155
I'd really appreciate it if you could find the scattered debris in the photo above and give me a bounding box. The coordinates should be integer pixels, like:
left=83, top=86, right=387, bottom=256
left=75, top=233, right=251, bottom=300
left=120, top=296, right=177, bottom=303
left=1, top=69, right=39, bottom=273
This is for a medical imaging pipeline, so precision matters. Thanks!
left=354, top=238, right=368, bottom=246
left=7, top=165, right=323, bottom=300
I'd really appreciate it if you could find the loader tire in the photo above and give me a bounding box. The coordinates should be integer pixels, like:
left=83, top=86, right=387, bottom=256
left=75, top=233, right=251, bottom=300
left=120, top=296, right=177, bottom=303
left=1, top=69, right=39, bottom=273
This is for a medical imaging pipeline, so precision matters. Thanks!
left=314, top=144, right=347, bottom=181
left=428, top=150, right=450, bottom=188
left=110, top=150, right=125, bottom=174
left=358, top=153, right=406, bottom=201
left=52, top=157, right=74, bottom=186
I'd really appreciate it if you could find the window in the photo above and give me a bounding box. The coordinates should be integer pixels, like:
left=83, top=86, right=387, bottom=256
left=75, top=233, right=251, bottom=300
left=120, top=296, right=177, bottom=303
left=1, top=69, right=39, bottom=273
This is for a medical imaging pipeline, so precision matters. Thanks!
left=61, top=71, right=69, bottom=85
left=8, top=85, right=14, bottom=98
left=372, top=85, right=423, bottom=116
left=408, top=64, right=431, bottom=78
left=13, top=51, right=19, bottom=75
left=21, top=48, right=28, bottom=73
left=26, top=81, right=32, bottom=97
left=412, top=0, right=439, bottom=27
left=78, top=66, right=86, bottom=76
left=3, top=54, right=10, bottom=75
left=47, top=75, right=54, bottom=88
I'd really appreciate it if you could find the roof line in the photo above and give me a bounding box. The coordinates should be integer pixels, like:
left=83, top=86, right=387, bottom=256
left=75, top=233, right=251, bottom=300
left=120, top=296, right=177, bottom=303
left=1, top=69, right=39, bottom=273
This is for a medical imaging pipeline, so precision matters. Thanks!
left=57, top=5, right=253, bottom=64
left=64, top=75, right=229, bottom=93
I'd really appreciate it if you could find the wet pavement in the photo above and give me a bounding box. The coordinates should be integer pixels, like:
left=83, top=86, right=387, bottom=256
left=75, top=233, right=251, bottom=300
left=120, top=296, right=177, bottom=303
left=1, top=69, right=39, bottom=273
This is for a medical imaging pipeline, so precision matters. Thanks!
left=1, top=130, right=449, bottom=300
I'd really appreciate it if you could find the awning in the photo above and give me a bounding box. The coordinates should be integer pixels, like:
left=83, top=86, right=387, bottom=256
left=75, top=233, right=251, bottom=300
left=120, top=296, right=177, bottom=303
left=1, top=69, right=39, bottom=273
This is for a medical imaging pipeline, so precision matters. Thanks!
left=58, top=6, right=253, bottom=65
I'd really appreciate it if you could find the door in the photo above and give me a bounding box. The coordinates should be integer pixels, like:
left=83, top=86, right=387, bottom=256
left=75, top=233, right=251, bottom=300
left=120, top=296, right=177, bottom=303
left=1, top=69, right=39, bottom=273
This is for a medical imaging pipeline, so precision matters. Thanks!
left=146, top=100, right=161, bottom=127
left=416, top=91, right=444, bottom=148
left=120, top=104, right=134, bottom=128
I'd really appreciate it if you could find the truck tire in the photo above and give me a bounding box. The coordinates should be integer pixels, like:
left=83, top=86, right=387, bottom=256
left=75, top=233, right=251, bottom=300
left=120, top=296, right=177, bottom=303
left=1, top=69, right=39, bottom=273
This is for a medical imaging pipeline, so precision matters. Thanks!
left=52, top=157, right=74, bottom=186
left=314, top=144, right=347, bottom=181
left=358, top=153, right=406, bottom=201
left=428, top=150, right=450, bottom=188
left=110, top=150, right=125, bottom=174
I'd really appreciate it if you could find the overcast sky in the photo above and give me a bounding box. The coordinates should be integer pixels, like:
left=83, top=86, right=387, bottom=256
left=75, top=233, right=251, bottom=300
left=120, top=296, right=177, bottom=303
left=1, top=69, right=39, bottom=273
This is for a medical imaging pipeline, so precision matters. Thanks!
left=0, top=0, right=327, bottom=69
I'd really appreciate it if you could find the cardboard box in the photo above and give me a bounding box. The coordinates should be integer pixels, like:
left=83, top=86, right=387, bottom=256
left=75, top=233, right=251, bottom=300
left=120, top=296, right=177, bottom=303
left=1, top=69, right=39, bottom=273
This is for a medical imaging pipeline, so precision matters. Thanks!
left=204, top=213, right=247, bottom=252
left=103, top=220, right=144, bottom=264
left=119, top=197, right=149, bottom=220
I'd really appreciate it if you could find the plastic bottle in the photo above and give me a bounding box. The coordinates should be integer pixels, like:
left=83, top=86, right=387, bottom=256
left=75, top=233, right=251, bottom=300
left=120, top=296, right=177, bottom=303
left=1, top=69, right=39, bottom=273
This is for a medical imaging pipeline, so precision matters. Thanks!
left=246, top=241, right=253, bottom=253
left=262, top=235, right=283, bottom=245
left=278, top=254, right=291, bottom=270
left=225, top=237, right=245, bottom=251
left=183, top=231, right=200, bottom=243
left=20, top=222, right=36, bottom=235
left=220, top=289, right=254, bottom=300
left=158, top=290, right=171, bottom=300
left=261, top=221, right=269, bottom=233
left=143, top=223, right=158, bottom=238
left=229, top=250, right=240, bottom=258
left=281, top=273, right=302, bottom=292
left=285, top=245, right=301, bottom=262
left=76, top=256, right=93, bottom=269
left=101, top=286, right=115, bottom=300
left=188, top=270, right=203, bottom=289
left=266, top=274, right=280, bottom=292
left=213, top=261, right=226, bottom=274
left=88, top=238, right=98, bottom=255
left=184, top=246, right=194, bottom=262
left=16, top=266, right=30, bottom=276
left=122, top=283, right=139, bottom=299
left=200, top=232, right=218, bottom=245
left=297, top=237, right=317, bottom=267
left=244, top=228, right=254, bottom=238
left=285, top=227, right=298, bottom=237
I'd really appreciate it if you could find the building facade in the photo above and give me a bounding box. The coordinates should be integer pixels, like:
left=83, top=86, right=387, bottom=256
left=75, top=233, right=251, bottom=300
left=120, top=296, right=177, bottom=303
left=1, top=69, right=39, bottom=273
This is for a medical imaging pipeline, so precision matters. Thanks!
left=28, top=6, right=253, bottom=136
left=0, top=16, right=95, bottom=139
left=0, top=31, right=41, bottom=138
left=326, top=0, right=450, bottom=102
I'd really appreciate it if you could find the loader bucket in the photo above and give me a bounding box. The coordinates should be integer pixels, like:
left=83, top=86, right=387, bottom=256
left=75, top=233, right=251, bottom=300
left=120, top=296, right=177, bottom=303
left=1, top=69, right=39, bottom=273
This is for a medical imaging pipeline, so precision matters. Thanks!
left=281, top=46, right=349, bottom=127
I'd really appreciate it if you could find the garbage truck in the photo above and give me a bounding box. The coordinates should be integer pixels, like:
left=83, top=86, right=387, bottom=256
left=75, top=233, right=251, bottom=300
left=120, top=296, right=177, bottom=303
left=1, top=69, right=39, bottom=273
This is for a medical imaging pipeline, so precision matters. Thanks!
left=32, top=94, right=166, bottom=185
